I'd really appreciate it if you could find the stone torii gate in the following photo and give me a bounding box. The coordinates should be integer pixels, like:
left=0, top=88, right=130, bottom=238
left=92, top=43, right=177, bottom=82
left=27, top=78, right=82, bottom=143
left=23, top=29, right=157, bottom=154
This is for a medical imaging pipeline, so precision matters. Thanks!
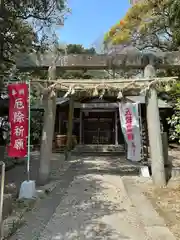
left=15, top=51, right=179, bottom=187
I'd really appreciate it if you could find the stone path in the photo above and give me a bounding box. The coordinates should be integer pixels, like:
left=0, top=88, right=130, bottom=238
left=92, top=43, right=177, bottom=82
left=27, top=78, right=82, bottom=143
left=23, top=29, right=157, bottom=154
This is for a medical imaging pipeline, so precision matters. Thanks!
left=9, top=157, right=81, bottom=240
left=9, top=155, right=176, bottom=240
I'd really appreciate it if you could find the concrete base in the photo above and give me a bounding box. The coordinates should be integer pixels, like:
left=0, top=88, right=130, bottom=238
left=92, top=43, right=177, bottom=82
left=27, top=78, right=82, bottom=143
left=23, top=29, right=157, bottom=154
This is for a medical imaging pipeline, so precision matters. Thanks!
left=19, top=180, right=36, bottom=199
left=140, top=166, right=150, bottom=177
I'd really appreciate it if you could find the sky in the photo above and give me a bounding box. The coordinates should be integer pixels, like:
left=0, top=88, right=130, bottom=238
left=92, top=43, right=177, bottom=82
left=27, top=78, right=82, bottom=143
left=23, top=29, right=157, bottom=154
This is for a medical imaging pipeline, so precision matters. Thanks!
left=56, top=0, right=130, bottom=48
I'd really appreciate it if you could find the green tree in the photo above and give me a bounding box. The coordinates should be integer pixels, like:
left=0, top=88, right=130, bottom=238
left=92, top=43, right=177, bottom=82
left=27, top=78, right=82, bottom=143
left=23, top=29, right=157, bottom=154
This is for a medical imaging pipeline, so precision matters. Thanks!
left=0, top=0, right=69, bottom=77
left=57, top=44, right=96, bottom=54
left=104, top=0, right=180, bottom=142
left=166, top=82, right=180, bottom=143
left=104, top=0, right=180, bottom=51
left=54, top=43, right=97, bottom=79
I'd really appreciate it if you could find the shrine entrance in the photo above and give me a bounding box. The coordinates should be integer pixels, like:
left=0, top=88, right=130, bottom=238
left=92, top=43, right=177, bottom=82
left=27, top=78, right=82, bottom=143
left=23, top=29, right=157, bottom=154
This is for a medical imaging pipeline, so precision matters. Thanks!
left=82, top=110, right=115, bottom=144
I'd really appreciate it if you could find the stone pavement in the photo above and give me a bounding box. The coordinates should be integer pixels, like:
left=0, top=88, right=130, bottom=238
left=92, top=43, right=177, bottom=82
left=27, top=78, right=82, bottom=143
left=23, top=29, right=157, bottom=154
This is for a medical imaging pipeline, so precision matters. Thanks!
left=9, top=155, right=176, bottom=240
left=9, top=155, right=81, bottom=240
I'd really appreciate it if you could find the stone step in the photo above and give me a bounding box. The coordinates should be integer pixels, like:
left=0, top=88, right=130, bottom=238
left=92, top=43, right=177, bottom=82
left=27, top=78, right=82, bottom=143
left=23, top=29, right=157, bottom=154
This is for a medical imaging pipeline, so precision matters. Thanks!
left=73, top=144, right=125, bottom=153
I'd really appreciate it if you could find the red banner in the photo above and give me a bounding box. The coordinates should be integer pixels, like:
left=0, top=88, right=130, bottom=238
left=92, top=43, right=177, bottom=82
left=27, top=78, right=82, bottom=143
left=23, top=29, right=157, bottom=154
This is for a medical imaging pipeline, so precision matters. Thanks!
left=8, top=83, right=29, bottom=157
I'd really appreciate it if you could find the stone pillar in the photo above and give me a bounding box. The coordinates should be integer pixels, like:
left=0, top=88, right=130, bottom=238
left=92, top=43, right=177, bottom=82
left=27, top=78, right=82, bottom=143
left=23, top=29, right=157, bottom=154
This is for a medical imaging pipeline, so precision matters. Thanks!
left=79, top=110, right=82, bottom=144
left=161, top=132, right=169, bottom=166
left=58, top=111, right=61, bottom=134
left=38, top=93, right=56, bottom=185
left=38, top=63, right=57, bottom=185
left=65, top=96, right=74, bottom=160
left=145, top=64, right=166, bottom=186
left=115, top=110, right=118, bottom=145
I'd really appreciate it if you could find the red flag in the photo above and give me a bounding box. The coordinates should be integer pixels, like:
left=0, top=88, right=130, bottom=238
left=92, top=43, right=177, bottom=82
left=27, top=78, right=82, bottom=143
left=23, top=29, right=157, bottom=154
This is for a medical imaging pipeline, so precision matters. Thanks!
left=8, top=83, right=29, bottom=157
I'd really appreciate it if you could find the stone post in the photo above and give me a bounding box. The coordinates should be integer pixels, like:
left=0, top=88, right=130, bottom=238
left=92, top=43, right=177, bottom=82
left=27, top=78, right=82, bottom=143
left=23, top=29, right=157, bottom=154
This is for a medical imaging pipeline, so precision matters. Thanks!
left=161, top=132, right=169, bottom=166
left=115, top=110, right=118, bottom=145
left=65, top=96, right=74, bottom=160
left=38, top=93, right=56, bottom=185
left=145, top=64, right=166, bottom=186
left=38, top=61, right=57, bottom=185
left=79, top=110, right=82, bottom=144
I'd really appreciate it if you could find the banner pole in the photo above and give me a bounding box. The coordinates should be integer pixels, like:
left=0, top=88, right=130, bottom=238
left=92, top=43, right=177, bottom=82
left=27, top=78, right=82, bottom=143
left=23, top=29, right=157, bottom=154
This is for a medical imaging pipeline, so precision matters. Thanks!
left=138, top=103, right=144, bottom=163
left=27, top=80, right=31, bottom=181
left=0, top=162, right=5, bottom=239
left=19, top=80, right=36, bottom=199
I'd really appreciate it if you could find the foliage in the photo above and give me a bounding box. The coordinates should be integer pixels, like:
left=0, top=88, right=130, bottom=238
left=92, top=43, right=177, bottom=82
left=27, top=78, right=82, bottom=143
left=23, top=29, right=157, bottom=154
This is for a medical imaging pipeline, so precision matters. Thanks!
left=0, top=116, right=9, bottom=145
left=104, top=0, right=180, bottom=142
left=55, top=44, right=97, bottom=79
left=167, top=99, right=180, bottom=142
left=60, top=71, right=93, bottom=79
left=1, top=0, right=67, bottom=23
left=104, top=0, right=180, bottom=51
left=0, top=0, right=69, bottom=79
left=0, top=18, right=36, bottom=75
left=30, top=111, right=43, bottom=145
left=66, top=44, right=96, bottom=54
left=57, top=44, right=96, bottom=55
left=166, top=81, right=180, bottom=142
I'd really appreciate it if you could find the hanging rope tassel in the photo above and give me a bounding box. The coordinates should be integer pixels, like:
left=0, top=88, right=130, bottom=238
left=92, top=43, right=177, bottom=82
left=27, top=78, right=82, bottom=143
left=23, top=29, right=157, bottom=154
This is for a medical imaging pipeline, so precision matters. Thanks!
left=92, top=86, right=98, bottom=96
left=117, top=91, right=123, bottom=99
left=64, top=86, right=72, bottom=98
left=99, top=89, right=105, bottom=99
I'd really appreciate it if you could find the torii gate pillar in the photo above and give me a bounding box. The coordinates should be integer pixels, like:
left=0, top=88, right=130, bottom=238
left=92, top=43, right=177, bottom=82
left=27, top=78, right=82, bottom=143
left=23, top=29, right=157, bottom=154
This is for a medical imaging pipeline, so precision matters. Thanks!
left=38, top=65, right=57, bottom=185
left=144, top=64, right=166, bottom=186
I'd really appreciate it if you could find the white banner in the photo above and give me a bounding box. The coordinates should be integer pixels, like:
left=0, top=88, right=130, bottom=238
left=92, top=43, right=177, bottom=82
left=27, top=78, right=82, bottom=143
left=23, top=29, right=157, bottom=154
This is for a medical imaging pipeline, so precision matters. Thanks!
left=119, top=102, right=141, bottom=161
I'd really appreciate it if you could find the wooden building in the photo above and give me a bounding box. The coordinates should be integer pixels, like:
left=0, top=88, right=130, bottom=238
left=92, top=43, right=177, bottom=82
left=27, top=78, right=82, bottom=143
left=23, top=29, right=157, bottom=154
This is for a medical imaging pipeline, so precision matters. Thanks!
left=53, top=95, right=171, bottom=151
